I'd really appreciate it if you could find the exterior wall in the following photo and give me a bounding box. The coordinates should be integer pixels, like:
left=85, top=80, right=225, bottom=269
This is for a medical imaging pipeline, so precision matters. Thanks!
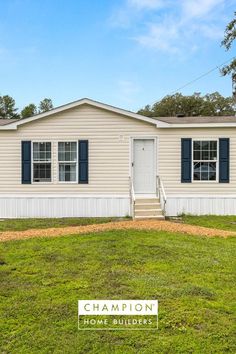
left=166, top=196, right=236, bottom=216
left=0, top=104, right=158, bottom=196
left=0, top=196, right=130, bottom=218
left=0, top=103, right=236, bottom=217
left=158, top=128, right=236, bottom=195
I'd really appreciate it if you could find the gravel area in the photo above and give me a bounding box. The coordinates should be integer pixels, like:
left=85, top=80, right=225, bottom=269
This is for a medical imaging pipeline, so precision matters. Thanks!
left=0, top=219, right=235, bottom=242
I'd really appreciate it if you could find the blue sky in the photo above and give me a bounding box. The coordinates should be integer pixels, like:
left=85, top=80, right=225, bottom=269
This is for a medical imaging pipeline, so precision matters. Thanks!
left=0, top=0, right=235, bottom=112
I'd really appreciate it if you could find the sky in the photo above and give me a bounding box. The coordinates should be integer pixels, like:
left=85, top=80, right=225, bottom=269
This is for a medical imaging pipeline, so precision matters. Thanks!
left=0, top=0, right=235, bottom=112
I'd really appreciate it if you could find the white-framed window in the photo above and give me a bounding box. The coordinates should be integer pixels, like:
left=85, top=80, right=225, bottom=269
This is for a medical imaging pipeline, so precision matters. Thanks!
left=193, top=140, right=218, bottom=181
left=58, top=142, right=77, bottom=182
left=32, top=142, right=52, bottom=182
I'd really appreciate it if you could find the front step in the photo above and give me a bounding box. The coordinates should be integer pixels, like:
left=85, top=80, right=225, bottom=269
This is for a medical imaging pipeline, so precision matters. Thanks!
left=135, top=209, right=163, bottom=217
left=135, top=215, right=165, bottom=220
left=135, top=203, right=160, bottom=210
left=134, top=198, right=165, bottom=220
left=135, top=198, right=160, bottom=204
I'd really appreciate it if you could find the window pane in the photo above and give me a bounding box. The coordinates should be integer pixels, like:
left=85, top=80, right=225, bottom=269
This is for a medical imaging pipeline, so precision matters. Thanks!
left=209, top=162, right=216, bottom=172
left=194, top=162, right=200, bottom=170
left=210, top=141, right=217, bottom=150
left=59, top=163, right=76, bottom=181
left=193, top=150, right=200, bottom=160
left=71, top=150, right=77, bottom=161
left=202, top=150, right=209, bottom=160
left=202, top=141, right=209, bottom=150
left=210, top=150, right=217, bottom=160
left=58, top=142, right=77, bottom=162
left=33, top=142, right=51, bottom=162
left=194, top=141, right=201, bottom=150
left=201, top=162, right=209, bottom=172
left=65, top=151, right=71, bottom=161
left=33, top=163, right=51, bottom=182
left=193, top=162, right=200, bottom=180
left=209, top=172, right=216, bottom=180
left=201, top=172, right=208, bottom=180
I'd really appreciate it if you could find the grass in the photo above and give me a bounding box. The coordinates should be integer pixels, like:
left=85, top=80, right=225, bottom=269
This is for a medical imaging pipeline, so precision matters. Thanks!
left=182, top=215, right=236, bottom=232
left=0, top=217, right=126, bottom=232
left=0, top=229, right=235, bottom=353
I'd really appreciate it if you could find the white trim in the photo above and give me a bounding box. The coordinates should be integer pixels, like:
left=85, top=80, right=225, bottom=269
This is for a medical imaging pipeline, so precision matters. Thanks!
left=0, top=98, right=159, bottom=130
left=1, top=193, right=236, bottom=198
left=31, top=141, right=53, bottom=184
left=157, top=122, right=236, bottom=128
left=191, top=138, right=219, bottom=183
left=57, top=141, right=78, bottom=183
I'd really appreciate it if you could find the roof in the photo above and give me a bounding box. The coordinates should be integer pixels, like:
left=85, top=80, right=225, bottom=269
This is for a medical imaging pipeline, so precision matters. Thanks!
left=155, top=116, right=236, bottom=124
left=0, top=98, right=158, bottom=130
left=0, top=119, right=18, bottom=126
left=0, top=98, right=236, bottom=130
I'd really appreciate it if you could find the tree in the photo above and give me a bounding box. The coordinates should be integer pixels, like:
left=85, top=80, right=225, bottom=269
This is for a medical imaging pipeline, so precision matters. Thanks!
left=221, top=12, right=236, bottom=76
left=0, top=95, right=19, bottom=119
left=204, top=92, right=235, bottom=115
left=137, top=92, right=235, bottom=117
left=21, top=104, right=37, bottom=119
left=38, top=98, right=53, bottom=113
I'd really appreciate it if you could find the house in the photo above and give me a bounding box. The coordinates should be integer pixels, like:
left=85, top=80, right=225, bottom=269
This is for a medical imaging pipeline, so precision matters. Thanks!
left=0, top=97, right=235, bottom=218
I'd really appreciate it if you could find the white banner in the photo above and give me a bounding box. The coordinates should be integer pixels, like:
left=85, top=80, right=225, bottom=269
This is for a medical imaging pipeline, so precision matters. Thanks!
left=78, top=300, right=158, bottom=316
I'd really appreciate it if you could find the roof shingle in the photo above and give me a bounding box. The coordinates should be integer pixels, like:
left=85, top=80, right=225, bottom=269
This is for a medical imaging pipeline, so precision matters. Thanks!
left=155, top=116, right=236, bottom=124
left=0, top=119, right=19, bottom=126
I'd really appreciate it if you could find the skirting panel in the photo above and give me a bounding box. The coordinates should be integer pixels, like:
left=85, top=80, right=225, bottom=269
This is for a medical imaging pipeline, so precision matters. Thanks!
left=0, top=197, right=130, bottom=218
left=166, top=196, right=236, bottom=216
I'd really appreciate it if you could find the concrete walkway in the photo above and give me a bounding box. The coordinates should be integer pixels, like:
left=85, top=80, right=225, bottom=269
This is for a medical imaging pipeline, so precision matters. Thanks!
left=0, top=219, right=235, bottom=242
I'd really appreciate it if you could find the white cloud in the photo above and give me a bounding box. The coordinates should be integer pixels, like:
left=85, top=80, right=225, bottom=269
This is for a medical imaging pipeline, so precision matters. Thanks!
left=136, top=21, right=180, bottom=53
left=182, top=0, right=225, bottom=19
left=109, top=0, right=166, bottom=27
left=110, top=0, right=228, bottom=54
left=128, top=0, right=164, bottom=10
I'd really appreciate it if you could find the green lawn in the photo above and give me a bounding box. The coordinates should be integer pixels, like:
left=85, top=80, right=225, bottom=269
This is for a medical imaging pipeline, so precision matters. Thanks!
left=0, top=229, right=235, bottom=353
left=182, top=215, right=236, bottom=232
left=0, top=217, right=124, bottom=232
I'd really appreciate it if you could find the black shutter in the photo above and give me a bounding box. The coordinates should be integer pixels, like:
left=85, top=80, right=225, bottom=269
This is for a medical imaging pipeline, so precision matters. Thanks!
left=78, top=140, right=88, bottom=184
left=181, top=138, right=192, bottom=183
left=21, top=141, right=31, bottom=184
left=219, top=138, right=230, bottom=183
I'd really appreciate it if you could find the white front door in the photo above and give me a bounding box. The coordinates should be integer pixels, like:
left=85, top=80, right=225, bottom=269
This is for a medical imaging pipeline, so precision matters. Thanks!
left=133, top=139, right=156, bottom=193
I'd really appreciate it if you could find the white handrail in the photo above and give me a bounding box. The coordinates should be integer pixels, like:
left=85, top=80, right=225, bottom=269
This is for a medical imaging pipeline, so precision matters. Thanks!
left=160, top=179, right=167, bottom=203
left=156, top=175, right=167, bottom=216
left=129, top=176, right=135, bottom=218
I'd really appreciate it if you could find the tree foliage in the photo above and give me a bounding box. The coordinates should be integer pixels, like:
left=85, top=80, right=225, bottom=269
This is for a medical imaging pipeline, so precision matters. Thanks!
left=21, top=104, right=37, bottom=119
left=0, top=95, right=54, bottom=119
left=38, top=98, right=53, bottom=113
left=221, top=12, right=236, bottom=76
left=137, top=92, right=236, bottom=117
left=0, top=95, right=19, bottom=119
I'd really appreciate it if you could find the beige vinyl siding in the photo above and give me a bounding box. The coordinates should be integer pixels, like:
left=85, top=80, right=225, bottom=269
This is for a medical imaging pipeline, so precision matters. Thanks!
left=0, top=104, right=235, bottom=196
left=158, top=129, right=234, bottom=195
left=0, top=105, right=157, bottom=195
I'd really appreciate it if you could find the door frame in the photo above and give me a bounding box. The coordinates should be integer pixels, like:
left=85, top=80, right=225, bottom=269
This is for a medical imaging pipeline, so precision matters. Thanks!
left=130, top=136, right=158, bottom=194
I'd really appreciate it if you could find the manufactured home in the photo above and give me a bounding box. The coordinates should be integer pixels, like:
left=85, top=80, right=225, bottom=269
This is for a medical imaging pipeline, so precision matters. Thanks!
left=0, top=98, right=235, bottom=218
